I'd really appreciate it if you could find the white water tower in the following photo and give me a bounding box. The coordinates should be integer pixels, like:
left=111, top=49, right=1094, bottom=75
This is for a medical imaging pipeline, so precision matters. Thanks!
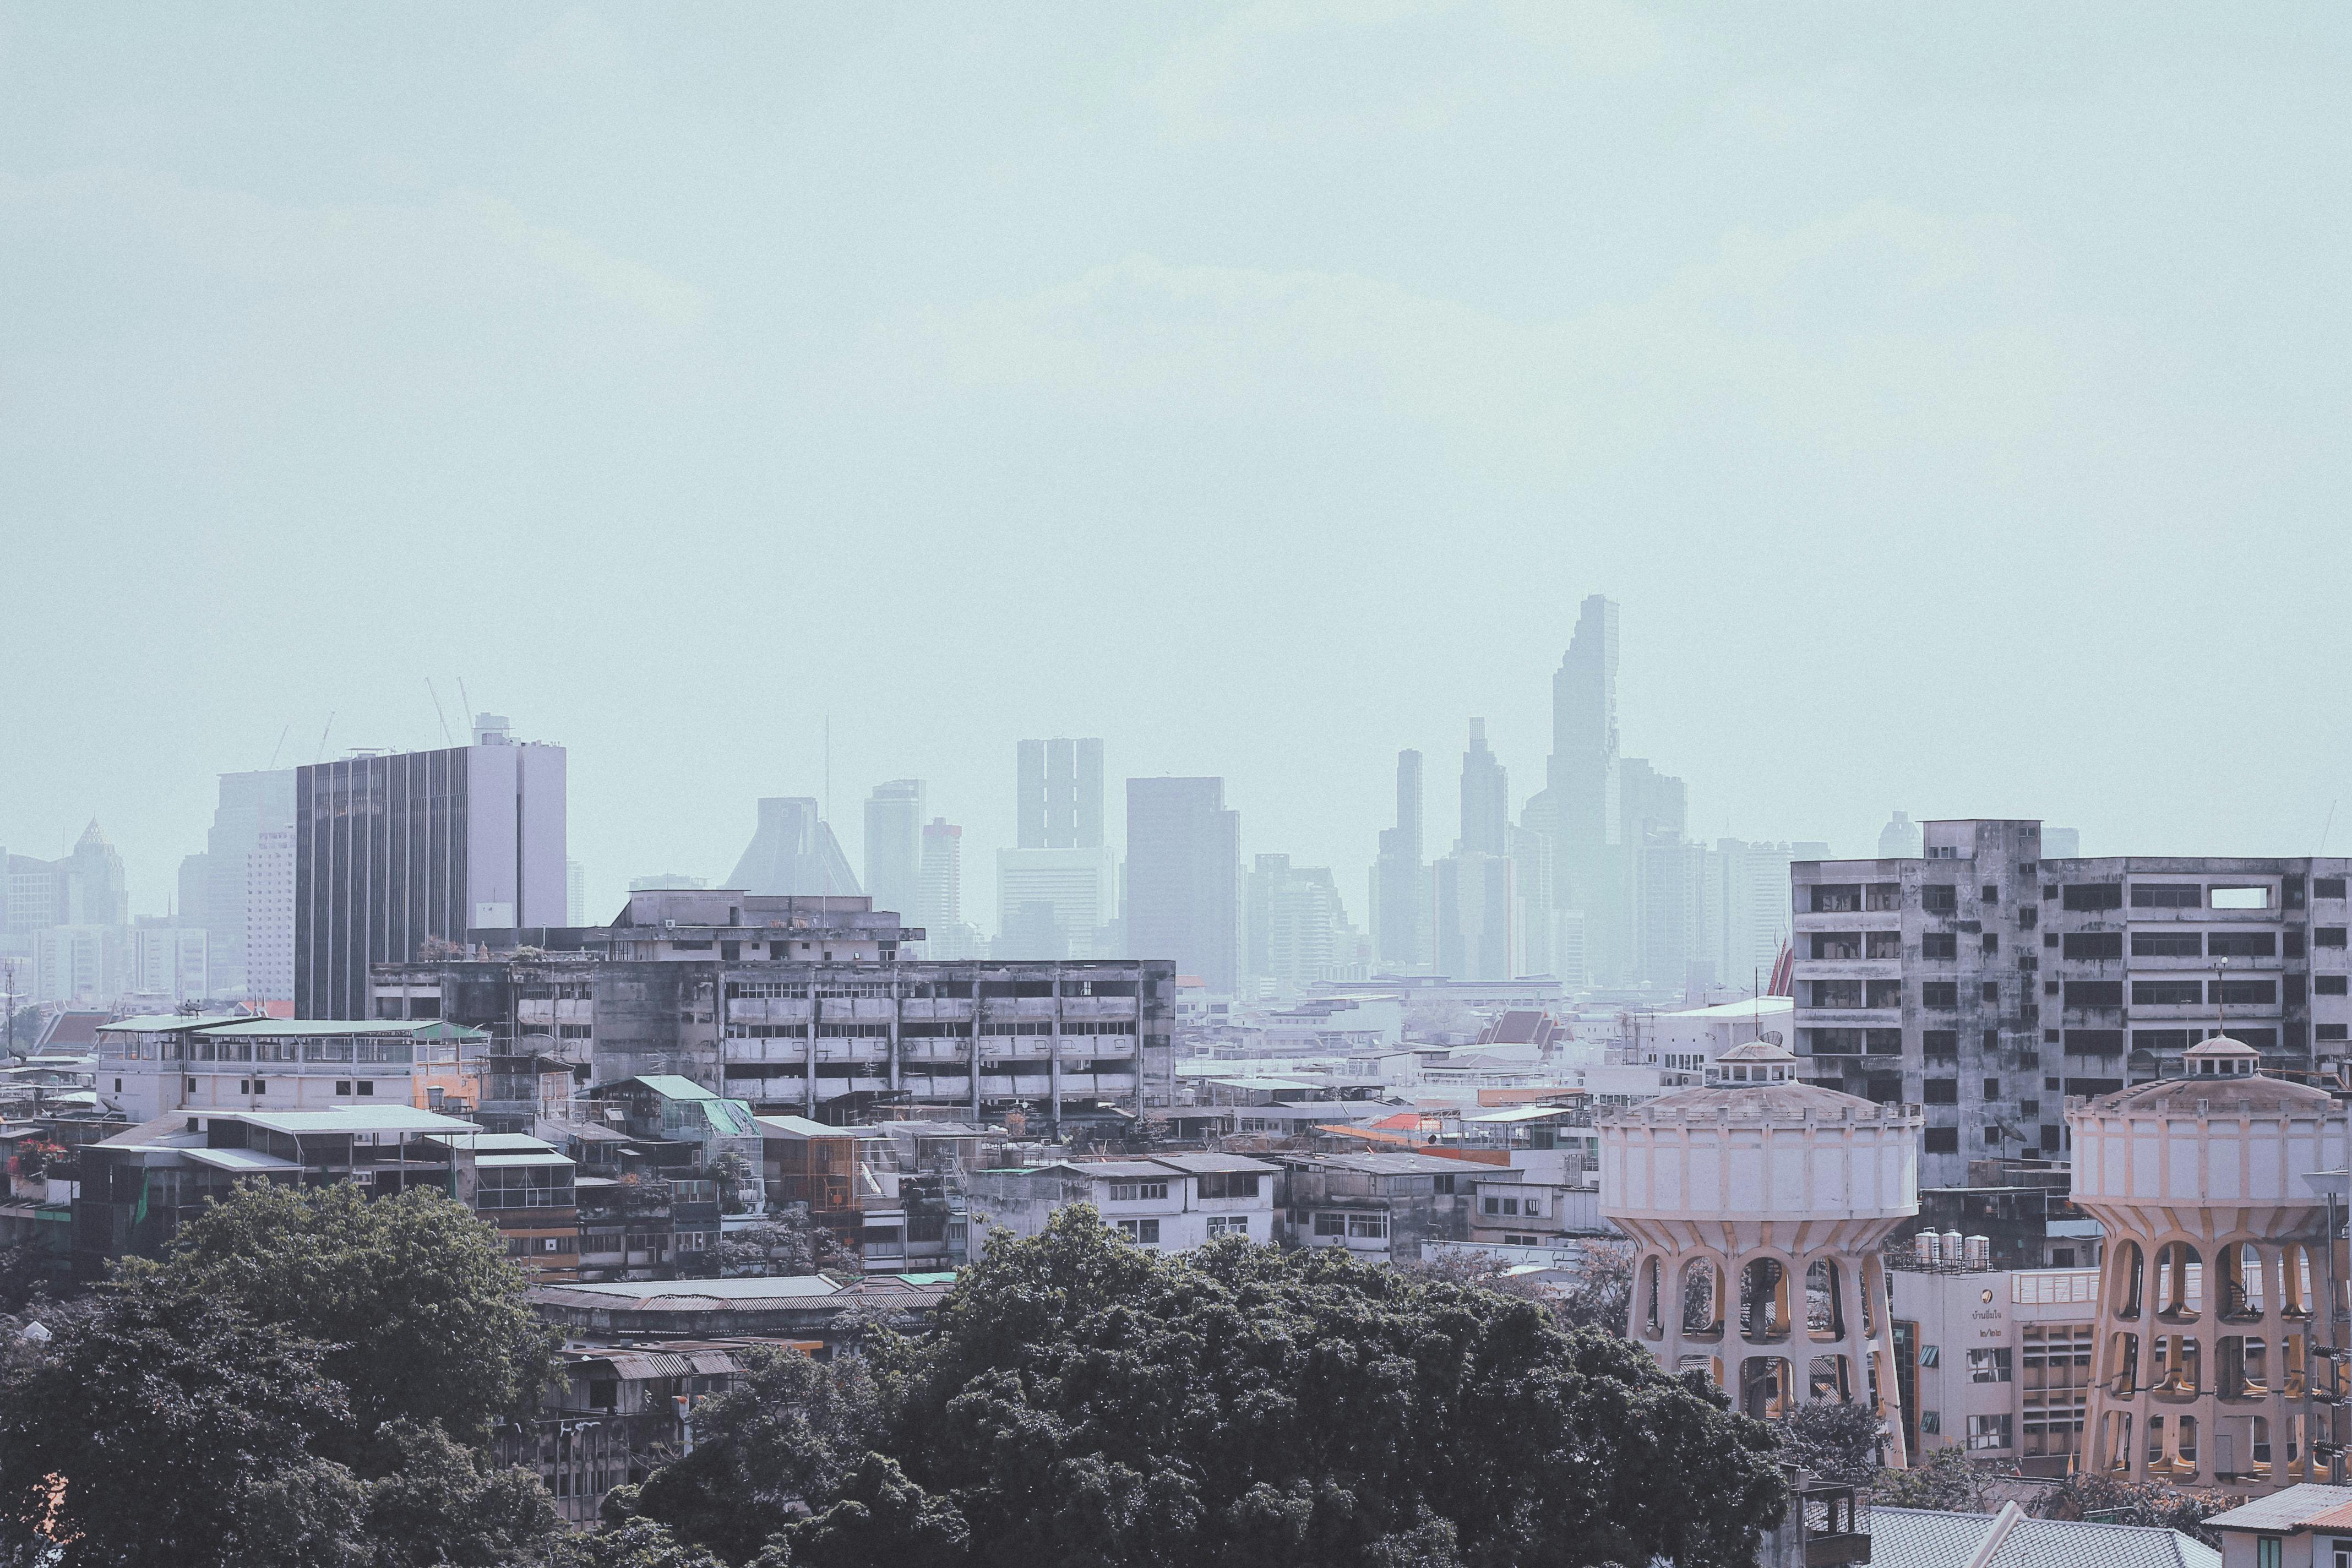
left=2069, top=1034, right=2349, bottom=1493
left=1600, top=1041, right=1920, bottom=1461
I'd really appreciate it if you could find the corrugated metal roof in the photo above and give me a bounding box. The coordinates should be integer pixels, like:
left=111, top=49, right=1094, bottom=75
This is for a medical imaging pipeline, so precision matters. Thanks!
left=233, top=1107, right=478, bottom=1134
left=94, top=1014, right=246, bottom=1033
left=182, top=1147, right=303, bottom=1172
left=2204, top=1485, right=2352, bottom=1532
left=619, top=1075, right=718, bottom=1099
left=1870, top=1508, right=2220, bottom=1568
left=1146, top=1153, right=1280, bottom=1175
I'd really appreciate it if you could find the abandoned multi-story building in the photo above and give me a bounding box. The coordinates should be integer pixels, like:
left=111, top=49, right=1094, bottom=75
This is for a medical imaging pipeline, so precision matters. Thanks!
left=369, top=888, right=1177, bottom=1126
left=1792, top=818, right=2352, bottom=1187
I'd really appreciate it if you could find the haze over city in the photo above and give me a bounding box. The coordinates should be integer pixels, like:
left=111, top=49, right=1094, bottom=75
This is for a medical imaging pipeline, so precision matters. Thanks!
left=8, top=6, right=2352, bottom=925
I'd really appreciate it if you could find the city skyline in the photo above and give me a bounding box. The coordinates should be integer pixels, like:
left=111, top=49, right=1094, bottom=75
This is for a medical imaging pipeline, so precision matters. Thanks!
left=8, top=9, right=2351, bottom=937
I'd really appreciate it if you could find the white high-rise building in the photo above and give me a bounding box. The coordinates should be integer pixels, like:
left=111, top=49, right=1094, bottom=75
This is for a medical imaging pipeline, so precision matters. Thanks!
left=247, top=829, right=295, bottom=1003
left=917, top=818, right=983, bottom=960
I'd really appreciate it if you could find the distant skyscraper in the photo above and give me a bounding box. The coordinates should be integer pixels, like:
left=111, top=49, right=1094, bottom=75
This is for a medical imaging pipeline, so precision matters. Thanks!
left=1371, top=749, right=1429, bottom=972
left=1245, top=854, right=1358, bottom=991
left=199, top=769, right=295, bottom=997
left=916, top=818, right=982, bottom=959
left=862, top=780, right=925, bottom=918
left=246, top=828, right=295, bottom=1003
left=1017, top=738, right=1105, bottom=849
left=995, top=846, right=1117, bottom=959
left=1877, top=812, right=1923, bottom=859
left=917, top=819, right=962, bottom=928
left=726, top=798, right=859, bottom=896
left=294, top=714, right=568, bottom=1019
left=1433, top=852, right=1516, bottom=982
left=1126, top=777, right=1239, bottom=994
left=567, top=859, right=587, bottom=925
left=1542, top=595, right=1623, bottom=980
left=1458, top=720, right=1507, bottom=858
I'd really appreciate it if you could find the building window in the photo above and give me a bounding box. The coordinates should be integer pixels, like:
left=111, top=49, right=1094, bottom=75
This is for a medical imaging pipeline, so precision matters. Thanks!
left=1107, top=1182, right=1168, bottom=1202
left=1347, top=1213, right=1388, bottom=1239
left=1982, top=933, right=2000, bottom=954
left=2209, top=932, right=2276, bottom=959
left=2132, top=884, right=2201, bottom=909
left=2133, top=981, right=2204, bottom=1006
left=2319, top=1025, right=2350, bottom=1043
left=1981, top=982, right=2000, bottom=1003
left=1196, top=1173, right=1261, bottom=1199
left=1922, top=1031, right=1958, bottom=1059
left=1983, top=1126, right=2003, bottom=1147
left=1966, top=1413, right=2014, bottom=1451
left=2217, top=981, right=2275, bottom=1006
left=1205, top=1216, right=1249, bottom=1238
left=335, top=1081, right=352, bottom=1096
left=2318, top=976, right=2349, bottom=995
left=2063, top=884, right=2124, bottom=911
left=2065, top=982, right=2123, bottom=1007
left=1923, top=933, right=1958, bottom=960
left=2316, top=879, right=2348, bottom=901
left=1923, top=886, right=1957, bottom=914
left=2062, top=933, right=2123, bottom=960
left=1924, top=1128, right=1959, bottom=1153
left=2258, top=1539, right=2282, bottom=1568
left=1115, top=1218, right=1162, bottom=1245
left=1923, top=1080, right=1958, bottom=1105
left=1968, top=1348, right=2014, bottom=1383
left=2318, top=929, right=2349, bottom=949
left=1921, top=983, right=1958, bottom=1009
left=1313, top=1213, right=1348, bottom=1237
left=1504, top=1233, right=1539, bottom=1246
left=2132, top=931, right=2202, bottom=957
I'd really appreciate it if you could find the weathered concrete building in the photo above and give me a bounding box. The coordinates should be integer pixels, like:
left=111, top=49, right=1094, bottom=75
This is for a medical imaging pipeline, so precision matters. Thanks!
left=962, top=1153, right=1278, bottom=1254
left=1792, top=819, right=2352, bottom=1188
left=371, top=888, right=1177, bottom=1124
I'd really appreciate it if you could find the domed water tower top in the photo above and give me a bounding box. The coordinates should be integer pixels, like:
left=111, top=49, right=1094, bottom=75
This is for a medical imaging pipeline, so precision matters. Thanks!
left=2066, top=1033, right=2347, bottom=1216
left=1599, top=1040, right=1919, bottom=1227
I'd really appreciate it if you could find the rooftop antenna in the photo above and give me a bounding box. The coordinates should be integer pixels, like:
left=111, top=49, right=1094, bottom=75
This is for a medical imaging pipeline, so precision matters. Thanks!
left=314, top=712, right=335, bottom=763
left=458, top=678, right=475, bottom=736
left=426, top=679, right=455, bottom=746
left=266, top=723, right=290, bottom=771
left=2321, top=799, right=2339, bottom=858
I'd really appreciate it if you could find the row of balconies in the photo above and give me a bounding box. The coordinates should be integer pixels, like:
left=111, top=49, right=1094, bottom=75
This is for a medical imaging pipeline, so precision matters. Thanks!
left=721, top=1038, right=1137, bottom=1065
left=728, top=1072, right=1137, bottom=1101
left=721, top=995, right=1142, bottom=1025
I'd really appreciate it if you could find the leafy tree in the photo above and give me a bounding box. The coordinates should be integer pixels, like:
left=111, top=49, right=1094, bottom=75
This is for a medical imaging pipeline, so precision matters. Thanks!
left=2032, top=1472, right=2241, bottom=1545
left=756, top=1452, right=971, bottom=1568
left=358, top=1418, right=563, bottom=1567
left=551, top=1516, right=729, bottom=1568
left=142, top=1182, right=559, bottom=1456
left=1870, top=1446, right=1991, bottom=1512
left=709, top=1150, right=759, bottom=1217
left=1772, top=1401, right=1883, bottom=1486
left=631, top=1346, right=885, bottom=1562
left=1552, top=1239, right=1634, bottom=1335
left=717, top=1207, right=856, bottom=1278
left=636, top=1208, right=1785, bottom=1568
left=0, top=1275, right=362, bottom=1568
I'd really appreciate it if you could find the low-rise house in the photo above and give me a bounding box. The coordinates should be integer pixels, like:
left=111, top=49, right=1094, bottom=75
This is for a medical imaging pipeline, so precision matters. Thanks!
left=756, top=1114, right=873, bottom=1249
left=526, top=1272, right=950, bottom=1344
left=963, top=1154, right=1278, bottom=1254
left=92, top=1016, right=487, bottom=1121
left=1869, top=1503, right=2217, bottom=1568
left=500, top=1340, right=817, bottom=1526
left=69, top=1104, right=486, bottom=1276
left=431, top=1131, right=580, bottom=1282
left=2203, top=1485, right=2352, bottom=1568
left=1273, top=1151, right=1481, bottom=1262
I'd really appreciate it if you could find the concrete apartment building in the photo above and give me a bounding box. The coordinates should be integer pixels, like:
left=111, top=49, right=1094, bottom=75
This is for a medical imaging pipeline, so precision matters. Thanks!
left=295, top=714, right=568, bottom=1019
left=371, top=887, right=1178, bottom=1121
left=1792, top=818, right=2352, bottom=1187
left=1891, top=1262, right=2101, bottom=1474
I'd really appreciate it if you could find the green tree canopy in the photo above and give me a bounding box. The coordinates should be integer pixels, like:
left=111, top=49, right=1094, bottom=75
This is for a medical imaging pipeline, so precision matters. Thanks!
left=143, top=1181, right=559, bottom=1455
left=635, top=1206, right=1786, bottom=1568
left=0, top=1275, right=360, bottom=1568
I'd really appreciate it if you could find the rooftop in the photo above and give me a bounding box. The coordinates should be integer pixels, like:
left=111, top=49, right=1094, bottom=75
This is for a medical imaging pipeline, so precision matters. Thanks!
left=1870, top=1507, right=2219, bottom=1568
left=2203, top=1485, right=2352, bottom=1532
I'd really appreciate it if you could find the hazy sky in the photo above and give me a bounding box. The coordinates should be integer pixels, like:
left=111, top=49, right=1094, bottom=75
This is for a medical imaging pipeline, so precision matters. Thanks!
left=6, top=4, right=2350, bottom=926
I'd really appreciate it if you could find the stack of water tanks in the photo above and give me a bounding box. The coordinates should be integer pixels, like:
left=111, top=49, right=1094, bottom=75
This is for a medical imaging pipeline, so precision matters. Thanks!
left=1910, top=1231, right=1992, bottom=1268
